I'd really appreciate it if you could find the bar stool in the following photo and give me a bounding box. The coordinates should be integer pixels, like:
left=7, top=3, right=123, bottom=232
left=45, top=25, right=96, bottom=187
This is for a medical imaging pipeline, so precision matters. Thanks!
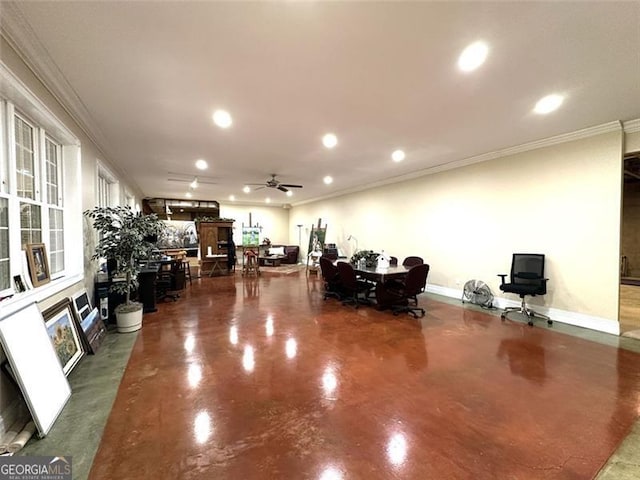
left=183, top=258, right=192, bottom=285
left=243, top=248, right=260, bottom=277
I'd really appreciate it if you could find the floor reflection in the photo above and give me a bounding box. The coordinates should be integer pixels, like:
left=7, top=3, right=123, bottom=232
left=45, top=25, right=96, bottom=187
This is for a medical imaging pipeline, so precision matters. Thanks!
left=496, top=328, right=547, bottom=385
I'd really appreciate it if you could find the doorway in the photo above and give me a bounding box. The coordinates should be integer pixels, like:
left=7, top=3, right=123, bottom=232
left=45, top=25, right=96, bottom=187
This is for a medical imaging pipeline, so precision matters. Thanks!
left=620, top=152, right=640, bottom=334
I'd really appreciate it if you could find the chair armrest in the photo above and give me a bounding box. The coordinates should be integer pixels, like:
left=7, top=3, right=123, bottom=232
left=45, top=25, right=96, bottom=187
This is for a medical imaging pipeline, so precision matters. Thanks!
left=497, top=274, right=507, bottom=285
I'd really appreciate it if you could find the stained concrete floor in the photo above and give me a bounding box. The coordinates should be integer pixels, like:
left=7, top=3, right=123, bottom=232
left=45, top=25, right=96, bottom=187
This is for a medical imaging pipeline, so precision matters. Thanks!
left=16, top=276, right=640, bottom=479
left=18, top=327, right=138, bottom=480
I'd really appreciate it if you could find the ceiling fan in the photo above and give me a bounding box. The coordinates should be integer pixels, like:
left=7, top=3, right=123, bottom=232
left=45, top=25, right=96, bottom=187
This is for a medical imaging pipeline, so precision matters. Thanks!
left=246, top=174, right=303, bottom=193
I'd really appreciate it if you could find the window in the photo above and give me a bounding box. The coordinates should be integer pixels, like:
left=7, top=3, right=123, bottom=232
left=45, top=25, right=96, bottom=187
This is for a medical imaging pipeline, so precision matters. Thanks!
left=0, top=101, right=73, bottom=293
left=0, top=198, right=8, bottom=291
left=45, top=136, right=64, bottom=274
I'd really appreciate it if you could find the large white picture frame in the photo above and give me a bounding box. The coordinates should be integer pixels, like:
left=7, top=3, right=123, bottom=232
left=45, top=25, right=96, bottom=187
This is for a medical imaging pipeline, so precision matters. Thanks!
left=0, top=303, right=71, bottom=436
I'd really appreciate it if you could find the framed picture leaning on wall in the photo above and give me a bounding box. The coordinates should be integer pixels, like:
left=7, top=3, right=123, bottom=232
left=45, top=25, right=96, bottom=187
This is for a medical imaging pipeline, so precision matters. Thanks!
left=42, top=298, right=84, bottom=376
left=26, top=243, right=50, bottom=287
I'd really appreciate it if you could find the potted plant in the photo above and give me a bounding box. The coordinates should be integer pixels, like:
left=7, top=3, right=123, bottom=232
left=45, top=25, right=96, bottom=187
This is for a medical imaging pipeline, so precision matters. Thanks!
left=85, top=206, right=164, bottom=333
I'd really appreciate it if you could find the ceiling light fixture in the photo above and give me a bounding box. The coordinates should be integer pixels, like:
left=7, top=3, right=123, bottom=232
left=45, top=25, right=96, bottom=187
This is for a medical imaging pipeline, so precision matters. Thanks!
left=265, top=197, right=271, bottom=204
left=323, top=176, right=333, bottom=185
left=186, top=192, right=193, bottom=198
left=213, top=109, right=232, bottom=128
left=322, top=133, right=338, bottom=149
left=286, top=190, right=293, bottom=197
left=190, top=178, right=199, bottom=189
left=392, top=150, right=405, bottom=162
left=195, top=159, right=208, bottom=170
left=229, top=195, right=235, bottom=201
left=534, top=94, right=564, bottom=114
left=243, top=186, right=251, bottom=194
left=458, top=41, right=489, bottom=72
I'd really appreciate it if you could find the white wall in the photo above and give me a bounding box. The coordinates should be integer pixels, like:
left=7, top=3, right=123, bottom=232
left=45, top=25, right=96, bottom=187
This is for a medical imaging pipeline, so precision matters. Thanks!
left=292, top=130, right=624, bottom=332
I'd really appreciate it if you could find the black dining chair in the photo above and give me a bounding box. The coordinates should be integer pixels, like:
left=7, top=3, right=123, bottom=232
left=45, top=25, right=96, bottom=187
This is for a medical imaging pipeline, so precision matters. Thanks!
left=319, top=257, right=342, bottom=300
left=402, top=256, right=424, bottom=267
left=375, top=263, right=430, bottom=318
left=336, top=261, right=374, bottom=308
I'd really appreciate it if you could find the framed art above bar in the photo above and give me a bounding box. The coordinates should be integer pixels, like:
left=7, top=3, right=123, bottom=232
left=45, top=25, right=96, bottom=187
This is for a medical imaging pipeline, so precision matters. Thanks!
left=26, top=243, right=50, bottom=287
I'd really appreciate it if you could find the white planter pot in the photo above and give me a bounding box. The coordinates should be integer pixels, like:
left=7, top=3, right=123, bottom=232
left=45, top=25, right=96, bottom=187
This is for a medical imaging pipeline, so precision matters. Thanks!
left=115, top=306, right=143, bottom=333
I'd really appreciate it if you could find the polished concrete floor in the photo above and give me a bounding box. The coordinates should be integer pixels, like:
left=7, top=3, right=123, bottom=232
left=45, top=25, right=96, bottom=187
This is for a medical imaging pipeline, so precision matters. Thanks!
left=21, top=268, right=640, bottom=479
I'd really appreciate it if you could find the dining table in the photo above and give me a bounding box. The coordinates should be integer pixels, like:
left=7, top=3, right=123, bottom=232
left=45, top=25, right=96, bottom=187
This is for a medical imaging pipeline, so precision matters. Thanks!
left=340, top=261, right=412, bottom=284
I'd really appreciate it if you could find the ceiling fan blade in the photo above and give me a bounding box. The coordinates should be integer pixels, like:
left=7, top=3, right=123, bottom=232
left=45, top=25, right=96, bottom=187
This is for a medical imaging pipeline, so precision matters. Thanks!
left=245, top=183, right=267, bottom=186
left=252, top=186, right=266, bottom=191
left=277, top=185, right=289, bottom=192
left=279, top=184, right=303, bottom=188
left=168, top=178, right=218, bottom=185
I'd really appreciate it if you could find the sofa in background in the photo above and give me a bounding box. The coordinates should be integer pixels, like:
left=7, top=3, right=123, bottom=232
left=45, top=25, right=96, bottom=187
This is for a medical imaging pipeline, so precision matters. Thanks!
left=265, top=245, right=299, bottom=264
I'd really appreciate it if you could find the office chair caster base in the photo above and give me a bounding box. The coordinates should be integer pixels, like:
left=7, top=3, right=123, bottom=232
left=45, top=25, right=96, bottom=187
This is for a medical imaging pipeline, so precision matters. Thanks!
left=502, top=302, right=552, bottom=327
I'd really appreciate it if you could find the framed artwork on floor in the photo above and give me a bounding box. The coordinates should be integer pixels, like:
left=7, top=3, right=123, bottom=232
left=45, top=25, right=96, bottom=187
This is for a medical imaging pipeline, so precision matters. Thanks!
left=71, top=289, right=107, bottom=354
left=26, top=243, right=50, bottom=287
left=42, top=299, right=84, bottom=376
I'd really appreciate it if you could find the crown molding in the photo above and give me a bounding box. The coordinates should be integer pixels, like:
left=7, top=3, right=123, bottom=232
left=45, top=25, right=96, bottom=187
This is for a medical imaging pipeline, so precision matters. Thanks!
left=0, top=2, right=137, bottom=189
left=623, top=119, right=640, bottom=134
left=292, top=121, right=624, bottom=208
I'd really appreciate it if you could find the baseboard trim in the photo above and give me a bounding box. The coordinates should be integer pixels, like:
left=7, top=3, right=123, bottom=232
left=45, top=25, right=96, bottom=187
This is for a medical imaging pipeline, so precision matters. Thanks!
left=426, top=285, right=620, bottom=336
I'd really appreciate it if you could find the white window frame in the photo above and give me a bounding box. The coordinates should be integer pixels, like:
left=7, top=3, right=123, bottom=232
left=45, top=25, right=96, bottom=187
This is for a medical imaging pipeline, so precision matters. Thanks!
left=96, top=160, right=119, bottom=207
left=0, top=62, right=82, bottom=304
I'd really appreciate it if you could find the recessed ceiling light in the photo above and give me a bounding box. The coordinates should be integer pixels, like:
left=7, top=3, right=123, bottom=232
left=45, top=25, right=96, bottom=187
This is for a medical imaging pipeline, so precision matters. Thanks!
left=186, top=192, right=193, bottom=198
left=265, top=197, right=271, bottom=204
left=322, top=133, right=338, bottom=149
left=323, top=176, right=333, bottom=185
left=458, top=41, right=489, bottom=72
left=243, top=186, right=251, bottom=193
left=229, top=195, right=235, bottom=201
left=213, top=109, right=232, bottom=128
left=286, top=190, right=293, bottom=197
left=534, top=94, right=564, bottom=114
left=195, top=159, right=208, bottom=170
left=392, top=150, right=405, bottom=162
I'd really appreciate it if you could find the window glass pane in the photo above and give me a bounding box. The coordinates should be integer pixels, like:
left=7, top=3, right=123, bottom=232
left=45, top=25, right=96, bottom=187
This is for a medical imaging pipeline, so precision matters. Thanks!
left=49, top=208, right=64, bottom=274
left=45, top=137, right=60, bottom=206
left=0, top=198, right=8, bottom=290
left=20, top=202, right=41, bottom=247
left=14, top=116, right=36, bottom=200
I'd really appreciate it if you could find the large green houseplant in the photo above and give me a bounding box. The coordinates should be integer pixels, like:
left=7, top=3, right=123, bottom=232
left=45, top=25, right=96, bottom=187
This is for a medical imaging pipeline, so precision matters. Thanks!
left=85, top=205, right=164, bottom=332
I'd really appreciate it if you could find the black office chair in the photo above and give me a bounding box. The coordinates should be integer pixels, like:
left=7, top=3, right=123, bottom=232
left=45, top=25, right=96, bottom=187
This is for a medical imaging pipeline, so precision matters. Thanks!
left=498, top=253, right=552, bottom=326
left=375, top=264, right=430, bottom=318
left=336, top=261, right=374, bottom=308
left=402, top=256, right=424, bottom=267
left=389, top=256, right=398, bottom=266
left=319, top=257, right=342, bottom=300
left=156, top=260, right=184, bottom=302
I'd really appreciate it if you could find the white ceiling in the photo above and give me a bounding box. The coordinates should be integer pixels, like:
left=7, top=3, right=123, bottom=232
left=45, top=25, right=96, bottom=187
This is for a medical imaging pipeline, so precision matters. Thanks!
left=2, top=1, right=639, bottom=206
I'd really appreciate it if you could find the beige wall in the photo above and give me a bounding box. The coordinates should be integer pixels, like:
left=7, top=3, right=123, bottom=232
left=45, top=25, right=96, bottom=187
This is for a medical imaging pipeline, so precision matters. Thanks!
left=219, top=204, right=290, bottom=245
left=292, top=131, right=624, bottom=324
